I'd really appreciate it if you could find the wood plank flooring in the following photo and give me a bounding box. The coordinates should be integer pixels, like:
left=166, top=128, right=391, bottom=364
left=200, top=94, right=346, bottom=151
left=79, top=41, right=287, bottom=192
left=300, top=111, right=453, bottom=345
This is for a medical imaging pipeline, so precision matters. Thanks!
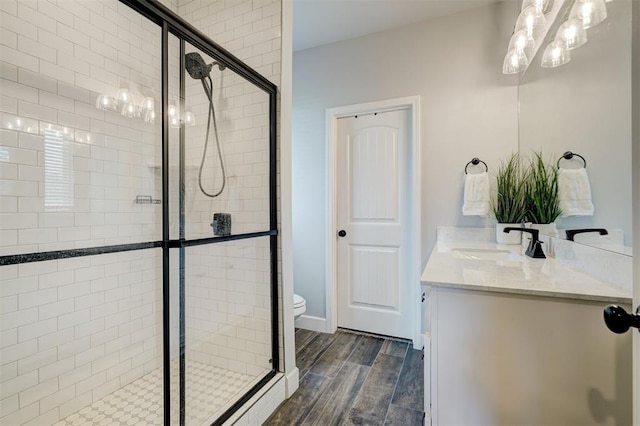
left=265, top=329, right=424, bottom=426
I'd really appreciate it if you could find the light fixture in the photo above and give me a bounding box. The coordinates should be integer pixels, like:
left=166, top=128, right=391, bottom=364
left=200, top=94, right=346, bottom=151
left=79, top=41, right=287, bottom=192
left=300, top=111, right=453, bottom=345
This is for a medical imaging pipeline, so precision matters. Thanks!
left=94, top=88, right=198, bottom=127
left=557, top=18, right=588, bottom=50
left=503, top=48, right=529, bottom=74
left=168, top=103, right=178, bottom=118
left=168, top=104, right=180, bottom=128
left=516, top=6, right=546, bottom=38
left=96, top=94, right=117, bottom=111
left=144, top=110, right=156, bottom=124
left=184, top=110, right=195, bottom=127
left=142, top=97, right=155, bottom=112
left=541, top=40, right=571, bottom=68
left=116, top=88, right=132, bottom=105
left=121, top=99, right=139, bottom=118
left=508, top=29, right=536, bottom=56
left=570, top=0, right=607, bottom=29
left=521, top=0, right=553, bottom=14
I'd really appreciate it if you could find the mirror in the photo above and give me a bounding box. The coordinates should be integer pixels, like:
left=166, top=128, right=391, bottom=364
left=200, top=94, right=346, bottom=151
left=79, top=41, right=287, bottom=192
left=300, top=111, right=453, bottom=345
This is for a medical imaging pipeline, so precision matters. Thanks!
left=518, top=0, right=632, bottom=256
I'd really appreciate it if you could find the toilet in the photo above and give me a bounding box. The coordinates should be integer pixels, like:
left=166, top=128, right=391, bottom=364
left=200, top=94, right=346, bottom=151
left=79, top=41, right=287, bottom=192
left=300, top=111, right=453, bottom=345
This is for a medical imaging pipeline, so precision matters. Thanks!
left=293, top=294, right=306, bottom=319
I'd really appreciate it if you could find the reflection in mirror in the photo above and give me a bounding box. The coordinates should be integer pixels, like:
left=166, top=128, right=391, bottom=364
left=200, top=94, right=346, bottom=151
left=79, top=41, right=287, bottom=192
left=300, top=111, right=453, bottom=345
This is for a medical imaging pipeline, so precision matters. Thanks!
left=518, top=0, right=632, bottom=255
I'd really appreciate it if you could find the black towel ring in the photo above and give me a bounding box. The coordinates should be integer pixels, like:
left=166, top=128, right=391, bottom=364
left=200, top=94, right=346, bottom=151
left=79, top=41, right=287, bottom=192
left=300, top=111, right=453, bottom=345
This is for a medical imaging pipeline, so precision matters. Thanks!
left=557, top=151, right=587, bottom=169
left=465, top=157, right=488, bottom=174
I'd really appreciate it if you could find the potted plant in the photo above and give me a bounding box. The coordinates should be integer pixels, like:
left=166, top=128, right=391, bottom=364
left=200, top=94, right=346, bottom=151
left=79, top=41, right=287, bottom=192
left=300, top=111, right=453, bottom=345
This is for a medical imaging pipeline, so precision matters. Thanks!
left=525, top=151, right=562, bottom=236
left=492, top=153, right=528, bottom=244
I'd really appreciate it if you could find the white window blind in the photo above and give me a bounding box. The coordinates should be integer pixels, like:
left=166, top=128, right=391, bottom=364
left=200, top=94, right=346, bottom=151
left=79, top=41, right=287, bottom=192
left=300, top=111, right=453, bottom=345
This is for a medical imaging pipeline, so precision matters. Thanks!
left=44, top=129, right=74, bottom=211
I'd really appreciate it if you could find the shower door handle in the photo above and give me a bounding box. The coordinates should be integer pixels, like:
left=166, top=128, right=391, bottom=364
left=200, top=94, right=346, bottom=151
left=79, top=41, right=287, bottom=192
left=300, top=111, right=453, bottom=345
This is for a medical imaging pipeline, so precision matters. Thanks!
left=338, top=230, right=347, bottom=237
left=603, top=305, right=640, bottom=333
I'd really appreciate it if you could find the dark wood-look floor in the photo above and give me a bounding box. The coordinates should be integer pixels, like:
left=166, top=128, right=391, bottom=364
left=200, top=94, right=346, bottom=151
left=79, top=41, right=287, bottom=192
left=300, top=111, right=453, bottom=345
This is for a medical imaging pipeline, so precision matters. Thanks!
left=265, top=329, right=424, bottom=426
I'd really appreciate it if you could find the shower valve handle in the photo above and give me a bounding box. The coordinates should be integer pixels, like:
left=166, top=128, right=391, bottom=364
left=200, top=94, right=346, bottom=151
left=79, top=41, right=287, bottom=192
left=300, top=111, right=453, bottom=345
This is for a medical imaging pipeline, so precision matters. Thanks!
left=338, top=230, right=347, bottom=237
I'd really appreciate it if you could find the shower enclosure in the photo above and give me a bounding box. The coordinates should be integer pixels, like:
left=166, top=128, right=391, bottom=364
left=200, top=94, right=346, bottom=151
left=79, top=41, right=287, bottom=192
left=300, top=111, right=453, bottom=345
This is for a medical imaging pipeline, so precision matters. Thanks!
left=0, top=0, right=279, bottom=424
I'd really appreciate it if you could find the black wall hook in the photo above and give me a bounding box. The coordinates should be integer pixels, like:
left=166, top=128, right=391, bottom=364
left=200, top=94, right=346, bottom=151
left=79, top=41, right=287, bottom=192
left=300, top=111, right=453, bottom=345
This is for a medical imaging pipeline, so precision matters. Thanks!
left=557, top=151, right=587, bottom=169
left=465, top=157, right=488, bottom=174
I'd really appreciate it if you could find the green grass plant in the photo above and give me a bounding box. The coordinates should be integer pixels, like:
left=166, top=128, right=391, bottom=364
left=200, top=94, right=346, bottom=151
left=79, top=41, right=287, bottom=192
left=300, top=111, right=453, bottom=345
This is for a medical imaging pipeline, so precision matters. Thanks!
left=526, top=151, right=562, bottom=224
left=492, top=153, right=527, bottom=224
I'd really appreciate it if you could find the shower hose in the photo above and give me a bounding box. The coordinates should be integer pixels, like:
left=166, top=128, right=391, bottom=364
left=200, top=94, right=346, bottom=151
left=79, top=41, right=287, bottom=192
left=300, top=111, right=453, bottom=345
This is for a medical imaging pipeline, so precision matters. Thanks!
left=198, top=74, right=226, bottom=198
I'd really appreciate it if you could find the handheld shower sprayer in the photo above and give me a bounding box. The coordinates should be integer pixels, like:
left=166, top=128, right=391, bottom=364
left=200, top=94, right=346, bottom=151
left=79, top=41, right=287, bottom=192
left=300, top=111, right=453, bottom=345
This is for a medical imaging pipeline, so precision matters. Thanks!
left=184, top=52, right=226, bottom=198
left=184, top=52, right=225, bottom=79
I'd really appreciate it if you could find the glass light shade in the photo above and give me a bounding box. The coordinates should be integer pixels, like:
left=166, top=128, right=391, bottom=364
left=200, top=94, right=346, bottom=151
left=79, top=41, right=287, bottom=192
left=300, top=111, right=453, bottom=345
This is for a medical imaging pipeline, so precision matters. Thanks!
left=169, top=115, right=181, bottom=128
left=168, top=104, right=178, bottom=117
left=142, top=97, right=155, bottom=112
left=516, top=6, right=546, bottom=37
left=570, top=0, right=607, bottom=29
left=541, top=40, right=571, bottom=68
left=184, top=110, right=195, bottom=127
left=521, top=0, right=553, bottom=14
left=121, top=100, right=139, bottom=118
left=116, top=88, right=132, bottom=105
left=508, top=30, right=536, bottom=54
left=96, top=94, right=117, bottom=111
left=557, top=19, right=587, bottom=50
left=144, top=110, right=155, bottom=124
left=502, top=48, right=529, bottom=74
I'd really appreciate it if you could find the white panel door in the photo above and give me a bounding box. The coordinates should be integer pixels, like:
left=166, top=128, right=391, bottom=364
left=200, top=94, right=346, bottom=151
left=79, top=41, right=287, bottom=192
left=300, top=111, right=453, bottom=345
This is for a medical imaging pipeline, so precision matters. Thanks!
left=336, top=109, right=411, bottom=339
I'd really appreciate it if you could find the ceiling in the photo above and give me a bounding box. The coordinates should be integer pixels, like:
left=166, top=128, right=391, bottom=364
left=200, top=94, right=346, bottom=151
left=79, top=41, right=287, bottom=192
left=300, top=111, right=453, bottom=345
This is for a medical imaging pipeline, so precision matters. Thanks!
left=293, top=0, right=501, bottom=51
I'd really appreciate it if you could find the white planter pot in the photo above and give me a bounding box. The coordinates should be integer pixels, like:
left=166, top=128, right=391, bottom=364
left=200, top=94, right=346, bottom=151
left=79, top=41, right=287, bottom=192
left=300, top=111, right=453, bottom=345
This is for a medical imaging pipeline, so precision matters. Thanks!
left=496, top=223, right=523, bottom=245
left=529, top=222, right=558, bottom=237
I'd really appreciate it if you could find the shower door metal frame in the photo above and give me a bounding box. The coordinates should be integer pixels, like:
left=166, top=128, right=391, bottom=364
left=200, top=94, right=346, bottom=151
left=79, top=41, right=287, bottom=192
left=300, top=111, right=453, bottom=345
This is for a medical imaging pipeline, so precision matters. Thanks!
left=0, top=1, right=280, bottom=425
left=142, top=1, right=280, bottom=425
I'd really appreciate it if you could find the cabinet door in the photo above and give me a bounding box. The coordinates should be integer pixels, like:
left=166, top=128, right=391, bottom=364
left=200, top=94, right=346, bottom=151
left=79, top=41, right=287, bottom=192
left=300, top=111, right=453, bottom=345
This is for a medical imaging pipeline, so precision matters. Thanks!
left=422, top=286, right=432, bottom=422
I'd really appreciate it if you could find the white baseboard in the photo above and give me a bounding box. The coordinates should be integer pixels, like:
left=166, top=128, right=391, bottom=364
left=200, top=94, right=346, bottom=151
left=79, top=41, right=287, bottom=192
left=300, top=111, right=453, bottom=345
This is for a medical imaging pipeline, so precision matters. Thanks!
left=294, top=314, right=329, bottom=333
left=285, top=367, right=299, bottom=398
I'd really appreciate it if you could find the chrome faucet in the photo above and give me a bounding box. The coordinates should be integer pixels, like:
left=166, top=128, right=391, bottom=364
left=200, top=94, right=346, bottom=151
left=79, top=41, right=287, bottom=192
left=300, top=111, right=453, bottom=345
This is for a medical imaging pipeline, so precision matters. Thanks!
left=503, top=227, right=546, bottom=259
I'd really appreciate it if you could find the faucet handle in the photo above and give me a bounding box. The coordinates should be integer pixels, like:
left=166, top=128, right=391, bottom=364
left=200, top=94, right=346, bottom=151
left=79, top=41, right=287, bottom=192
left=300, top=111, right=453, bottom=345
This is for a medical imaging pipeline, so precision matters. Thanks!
left=526, top=239, right=546, bottom=259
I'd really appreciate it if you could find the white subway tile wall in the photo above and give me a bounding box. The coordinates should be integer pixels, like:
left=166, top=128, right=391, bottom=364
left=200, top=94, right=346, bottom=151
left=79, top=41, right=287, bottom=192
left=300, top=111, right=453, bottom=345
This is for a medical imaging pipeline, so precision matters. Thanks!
left=0, top=0, right=282, bottom=423
left=176, top=0, right=284, bottom=377
left=0, top=0, right=163, bottom=256
left=0, top=250, right=163, bottom=425
left=184, top=238, right=272, bottom=379
left=181, top=51, right=271, bottom=239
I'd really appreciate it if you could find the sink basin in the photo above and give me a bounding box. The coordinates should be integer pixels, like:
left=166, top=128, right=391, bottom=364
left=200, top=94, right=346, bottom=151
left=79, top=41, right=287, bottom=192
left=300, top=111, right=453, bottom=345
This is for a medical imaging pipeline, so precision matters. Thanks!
left=451, top=248, right=522, bottom=262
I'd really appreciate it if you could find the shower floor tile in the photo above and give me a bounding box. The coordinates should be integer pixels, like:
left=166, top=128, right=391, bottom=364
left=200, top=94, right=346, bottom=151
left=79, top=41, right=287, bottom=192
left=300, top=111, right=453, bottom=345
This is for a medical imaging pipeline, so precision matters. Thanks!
left=54, top=360, right=264, bottom=426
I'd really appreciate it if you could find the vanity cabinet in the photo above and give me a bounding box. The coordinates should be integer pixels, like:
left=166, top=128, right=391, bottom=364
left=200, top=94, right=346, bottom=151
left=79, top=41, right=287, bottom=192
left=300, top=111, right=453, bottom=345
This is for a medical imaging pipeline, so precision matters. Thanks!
left=420, top=230, right=633, bottom=425
left=422, top=285, right=631, bottom=425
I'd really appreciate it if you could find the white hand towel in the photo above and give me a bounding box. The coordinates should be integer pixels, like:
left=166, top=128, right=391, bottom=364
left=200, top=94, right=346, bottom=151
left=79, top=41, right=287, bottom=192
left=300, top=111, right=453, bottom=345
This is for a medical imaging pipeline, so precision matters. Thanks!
left=462, top=172, right=490, bottom=216
left=558, top=168, right=594, bottom=216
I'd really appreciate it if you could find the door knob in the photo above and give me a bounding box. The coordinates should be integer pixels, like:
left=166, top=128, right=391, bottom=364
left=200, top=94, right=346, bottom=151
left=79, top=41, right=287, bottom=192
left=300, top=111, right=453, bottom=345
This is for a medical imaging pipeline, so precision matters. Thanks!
left=603, top=305, right=640, bottom=334
left=338, top=230, right=347, bottom=237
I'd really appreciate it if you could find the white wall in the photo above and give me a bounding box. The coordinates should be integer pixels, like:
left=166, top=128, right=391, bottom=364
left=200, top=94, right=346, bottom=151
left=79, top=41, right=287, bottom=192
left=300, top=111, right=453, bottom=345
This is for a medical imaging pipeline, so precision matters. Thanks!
left=292, top=1, right=519, bottom=319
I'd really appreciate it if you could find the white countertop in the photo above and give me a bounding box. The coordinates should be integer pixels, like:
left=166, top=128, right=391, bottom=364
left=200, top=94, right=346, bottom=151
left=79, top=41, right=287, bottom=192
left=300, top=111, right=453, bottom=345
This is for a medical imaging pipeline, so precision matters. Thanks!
left=421, top=240, right=632, bottom=304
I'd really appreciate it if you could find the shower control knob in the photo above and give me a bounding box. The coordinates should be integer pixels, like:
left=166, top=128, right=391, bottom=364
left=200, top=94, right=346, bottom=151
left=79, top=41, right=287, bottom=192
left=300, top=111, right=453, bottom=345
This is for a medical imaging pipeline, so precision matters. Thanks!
left=603, top=305, right=640, bottom=334
left=338, top=230, right=347, bottom=237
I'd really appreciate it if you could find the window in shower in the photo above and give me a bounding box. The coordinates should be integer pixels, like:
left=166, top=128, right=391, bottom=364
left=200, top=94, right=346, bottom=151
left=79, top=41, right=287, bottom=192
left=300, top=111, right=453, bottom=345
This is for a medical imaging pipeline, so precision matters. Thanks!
left=44, top=128, right=74, bottom=211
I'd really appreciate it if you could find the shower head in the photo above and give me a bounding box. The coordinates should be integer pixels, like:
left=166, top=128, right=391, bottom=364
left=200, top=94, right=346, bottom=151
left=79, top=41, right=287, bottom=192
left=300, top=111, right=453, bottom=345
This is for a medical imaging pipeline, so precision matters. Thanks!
left=185, top=52, right=212, bottom=79
left=185, top=52, right=225, bottom=80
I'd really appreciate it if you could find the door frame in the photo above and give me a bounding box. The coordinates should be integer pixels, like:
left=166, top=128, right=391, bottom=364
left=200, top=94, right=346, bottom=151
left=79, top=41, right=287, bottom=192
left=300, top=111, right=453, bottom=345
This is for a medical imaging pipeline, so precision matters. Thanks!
left=632, top=0, right=639, bottom=421
left=325, top=96, right=421, bottom=348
